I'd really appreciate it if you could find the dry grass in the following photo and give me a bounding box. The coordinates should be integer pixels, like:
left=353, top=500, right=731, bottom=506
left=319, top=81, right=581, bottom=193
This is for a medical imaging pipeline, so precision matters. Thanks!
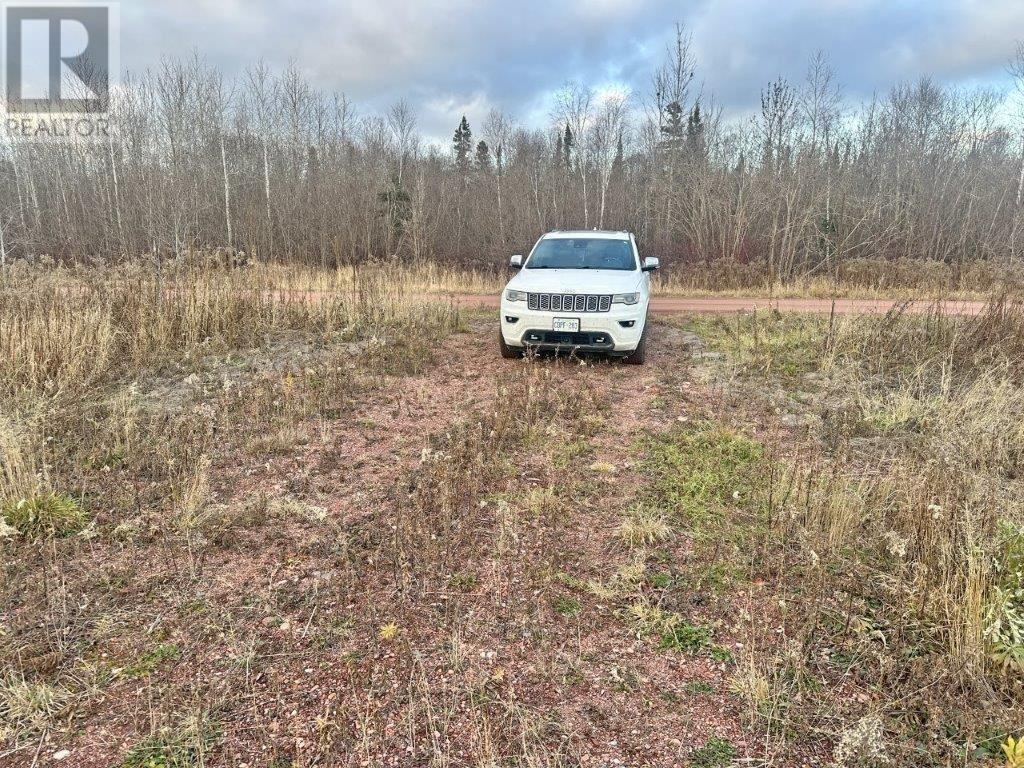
left=0, top=260, right=461, bottom=511
left=617, top=505, right=672, bottom=547
left=653, top=256, right=1024, bottom=299
left=286, top=255, right=1024, bottom=301
left=0, top=259, right=460, bottom=397
left=133, top=253, right=1024, bottom=302
left=0, top=260, right=612, bottom=764
left=686, top=296, right=1024, bottom=763
left=5, top=256, right=1022, bottom=766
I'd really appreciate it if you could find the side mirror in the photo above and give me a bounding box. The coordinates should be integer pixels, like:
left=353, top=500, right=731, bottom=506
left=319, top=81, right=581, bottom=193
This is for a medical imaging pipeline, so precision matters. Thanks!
left=509, top=254, right=523, bottom=269
left=642, top=256, right=660, bottom=272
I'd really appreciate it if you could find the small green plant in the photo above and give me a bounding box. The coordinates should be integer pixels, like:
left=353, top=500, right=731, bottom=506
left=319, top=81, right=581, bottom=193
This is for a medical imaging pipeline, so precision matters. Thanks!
left=1, top=493, right=88, bottom=538
left=637, top=423, right=762, bottom=527
left=625, top=600, right=714, bottom=655
left=710, top=645, right=733, bottom=663
left=684, top=680, right=715, bottom=695
left=647, top=572, right=673, bottom=589
left=659, top=622, right=713, bottom=653
left=689, top=736, right=737, bottom=767
left=553, top=595, right=582, bottom=617
left=122, top=644, right=181, bottom=680
left=985, top=520, right=1024, bottom=671
left=1003, top=735, right=1024, bottom=768
left=552, top=437, right=591, bottom=469
left=449, top=572, right=479, bottom=591
left=121, top=714, right=219, bottom=768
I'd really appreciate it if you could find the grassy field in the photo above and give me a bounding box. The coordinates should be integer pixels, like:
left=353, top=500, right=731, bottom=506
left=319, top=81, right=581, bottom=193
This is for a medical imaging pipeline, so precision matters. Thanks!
left=1, top=262, right=1022, bottom=767
left=33, top=252, right=1020, bottom=301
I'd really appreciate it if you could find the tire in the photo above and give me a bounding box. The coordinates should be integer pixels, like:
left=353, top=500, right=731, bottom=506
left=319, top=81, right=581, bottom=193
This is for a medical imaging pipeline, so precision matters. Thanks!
left=623, top=322, right=648, bottom=365
left=499, top=331, right=521, bottom=359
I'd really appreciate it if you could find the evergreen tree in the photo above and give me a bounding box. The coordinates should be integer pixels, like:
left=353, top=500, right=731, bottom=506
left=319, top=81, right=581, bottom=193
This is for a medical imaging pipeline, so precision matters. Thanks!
left=475, top=140, right=492, bottom=171
left=661, top=101, right=685, bottom=147
left=563, top=124, right=575, bottom=172
left=554, top=131, right=564, bottom=168
left=453, top=116, right=472, bottom=172
left=685, top=102, right=706, bottom=159
left=377, top=174, right=412, bottom=240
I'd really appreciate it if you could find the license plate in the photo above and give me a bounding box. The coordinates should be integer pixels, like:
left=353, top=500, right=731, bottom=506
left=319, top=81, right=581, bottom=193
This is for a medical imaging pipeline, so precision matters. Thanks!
left=552, top=317, right=580, bottom=332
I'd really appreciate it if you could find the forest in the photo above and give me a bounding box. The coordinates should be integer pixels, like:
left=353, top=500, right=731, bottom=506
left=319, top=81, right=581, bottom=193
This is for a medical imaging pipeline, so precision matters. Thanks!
left=3, top=31, right=1024, bottom=288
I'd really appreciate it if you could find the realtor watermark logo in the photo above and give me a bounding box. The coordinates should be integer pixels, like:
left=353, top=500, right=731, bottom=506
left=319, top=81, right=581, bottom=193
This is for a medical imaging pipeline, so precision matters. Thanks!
left=2, top=2, right=118, bottom=141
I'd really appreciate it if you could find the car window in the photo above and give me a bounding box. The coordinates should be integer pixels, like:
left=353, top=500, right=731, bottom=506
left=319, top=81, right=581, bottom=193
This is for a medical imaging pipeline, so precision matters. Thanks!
left=526, top=238, right=636, bottom=270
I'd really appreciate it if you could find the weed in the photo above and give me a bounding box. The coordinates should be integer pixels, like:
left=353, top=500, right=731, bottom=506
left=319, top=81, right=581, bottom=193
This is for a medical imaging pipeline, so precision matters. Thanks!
left=684, top=680, right=715, bottom=695
left=553, top=596, right=582, bottom=617
left=608, top=665, right=640, bottom=692
left=122, top=643, right=182, bottom=680
left=449, top=572, right=479, bottom=591
left=647, top=572, right=673, bottom=589
left=659, top=622, right=713, bottom=653
left=1, top=493, right=87, bottom=538
left=689, top=736, right=737, bottom=767
left=985, top=520, right=1024, bottom=671
left=378, top=622, right=399, bottom=642
left=121, top=713, right=219, bottom=768
left=687, top=312, right=822, bottom=379
left=833, top=714, right=888, bottom=767
left=624, top=599, right=712, bottom=655
left=1004, top=736, right=1024, bottom=768
left=551, top=436, right=591, bottom=469
left=0, top=674, right=67, bottom=741
left=638, top=422, right=762, bottom=527
left=524, top=485, right=559, bottom=518
left=710, top=645, right=733, bottom=662
left=618, top=505, right=672, bottom=547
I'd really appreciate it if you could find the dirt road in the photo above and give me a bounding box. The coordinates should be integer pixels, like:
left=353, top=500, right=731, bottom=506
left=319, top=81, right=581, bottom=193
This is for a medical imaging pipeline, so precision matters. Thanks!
left=448, top=293, right=987, bottom=315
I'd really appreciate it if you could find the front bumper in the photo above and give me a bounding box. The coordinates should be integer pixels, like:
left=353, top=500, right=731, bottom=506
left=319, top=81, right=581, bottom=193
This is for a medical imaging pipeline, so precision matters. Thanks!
left=499, top=301, right=646, bottom=352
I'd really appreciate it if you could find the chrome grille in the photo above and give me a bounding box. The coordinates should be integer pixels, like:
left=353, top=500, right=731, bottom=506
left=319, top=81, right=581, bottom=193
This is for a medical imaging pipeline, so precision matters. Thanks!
left=527, top=293, right=611, bottom=313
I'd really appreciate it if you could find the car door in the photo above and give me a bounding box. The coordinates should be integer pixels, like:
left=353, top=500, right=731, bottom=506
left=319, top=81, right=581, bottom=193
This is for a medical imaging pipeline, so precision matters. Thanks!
left=632, top=235, right=650, bottom=303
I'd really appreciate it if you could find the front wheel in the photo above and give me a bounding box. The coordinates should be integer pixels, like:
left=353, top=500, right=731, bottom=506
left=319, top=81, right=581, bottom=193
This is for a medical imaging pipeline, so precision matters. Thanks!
left=499, top=332, right=521, bottom=359
left=623, top=323, right=648, bottom=365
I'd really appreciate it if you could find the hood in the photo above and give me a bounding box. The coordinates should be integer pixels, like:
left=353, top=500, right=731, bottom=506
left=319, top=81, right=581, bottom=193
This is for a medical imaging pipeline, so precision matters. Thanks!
left=506, top=269, right=641, bottom=295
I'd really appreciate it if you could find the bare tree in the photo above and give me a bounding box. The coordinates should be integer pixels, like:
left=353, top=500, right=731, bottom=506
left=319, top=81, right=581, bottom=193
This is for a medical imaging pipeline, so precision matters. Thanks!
left=590, top=94, right=629, bottom=229
left=0, top=46, right=1019, bottom=283
left=1007, top=42, right=1024, bottom=206
left=553, top=83, right=594, bottom=227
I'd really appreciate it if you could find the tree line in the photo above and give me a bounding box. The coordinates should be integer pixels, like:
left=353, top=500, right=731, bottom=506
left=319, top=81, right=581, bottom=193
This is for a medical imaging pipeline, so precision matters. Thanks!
left=3, top=28, right=1024, bottom=282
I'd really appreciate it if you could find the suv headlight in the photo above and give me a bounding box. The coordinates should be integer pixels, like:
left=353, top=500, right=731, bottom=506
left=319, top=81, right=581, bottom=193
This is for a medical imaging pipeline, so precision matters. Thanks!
left=612, top=292, right=640, bottom=305
left=505, top=289, right=527, bottom=302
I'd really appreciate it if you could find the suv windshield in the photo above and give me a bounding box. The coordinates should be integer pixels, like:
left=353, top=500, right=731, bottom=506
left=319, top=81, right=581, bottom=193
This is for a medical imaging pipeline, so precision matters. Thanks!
left=526, top=237, right=636, bottom=270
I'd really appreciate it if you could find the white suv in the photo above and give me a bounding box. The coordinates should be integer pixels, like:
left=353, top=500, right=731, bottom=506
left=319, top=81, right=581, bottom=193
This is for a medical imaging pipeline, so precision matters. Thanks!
left=499, top=230, right=659, bottom=364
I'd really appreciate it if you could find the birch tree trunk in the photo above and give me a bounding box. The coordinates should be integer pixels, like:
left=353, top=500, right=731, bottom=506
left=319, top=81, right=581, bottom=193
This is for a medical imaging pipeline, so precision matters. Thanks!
left=221, top=134, right=233, bottom=248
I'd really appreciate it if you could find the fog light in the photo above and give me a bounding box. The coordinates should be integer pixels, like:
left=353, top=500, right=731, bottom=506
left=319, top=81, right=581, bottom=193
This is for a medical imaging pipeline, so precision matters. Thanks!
left=618, top=320, right=636, bottom=328
left=505, top=315, right=519, bottom=323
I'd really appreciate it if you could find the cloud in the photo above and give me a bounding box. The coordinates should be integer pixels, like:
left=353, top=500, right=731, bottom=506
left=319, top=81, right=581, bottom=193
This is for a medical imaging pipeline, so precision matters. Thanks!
left=113, top=0, right=1021, bottom=139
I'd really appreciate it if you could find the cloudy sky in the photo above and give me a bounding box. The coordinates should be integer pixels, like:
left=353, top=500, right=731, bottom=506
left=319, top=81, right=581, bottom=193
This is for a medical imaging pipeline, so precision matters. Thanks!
left=119, top=0, right=1024, bottom=139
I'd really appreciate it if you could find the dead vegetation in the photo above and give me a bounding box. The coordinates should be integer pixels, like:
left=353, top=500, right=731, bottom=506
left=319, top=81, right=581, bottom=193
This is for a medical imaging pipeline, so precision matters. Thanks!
left=3, top=259, right=1022, bottom=766
left=684, top=297, right=1024, bottom=765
